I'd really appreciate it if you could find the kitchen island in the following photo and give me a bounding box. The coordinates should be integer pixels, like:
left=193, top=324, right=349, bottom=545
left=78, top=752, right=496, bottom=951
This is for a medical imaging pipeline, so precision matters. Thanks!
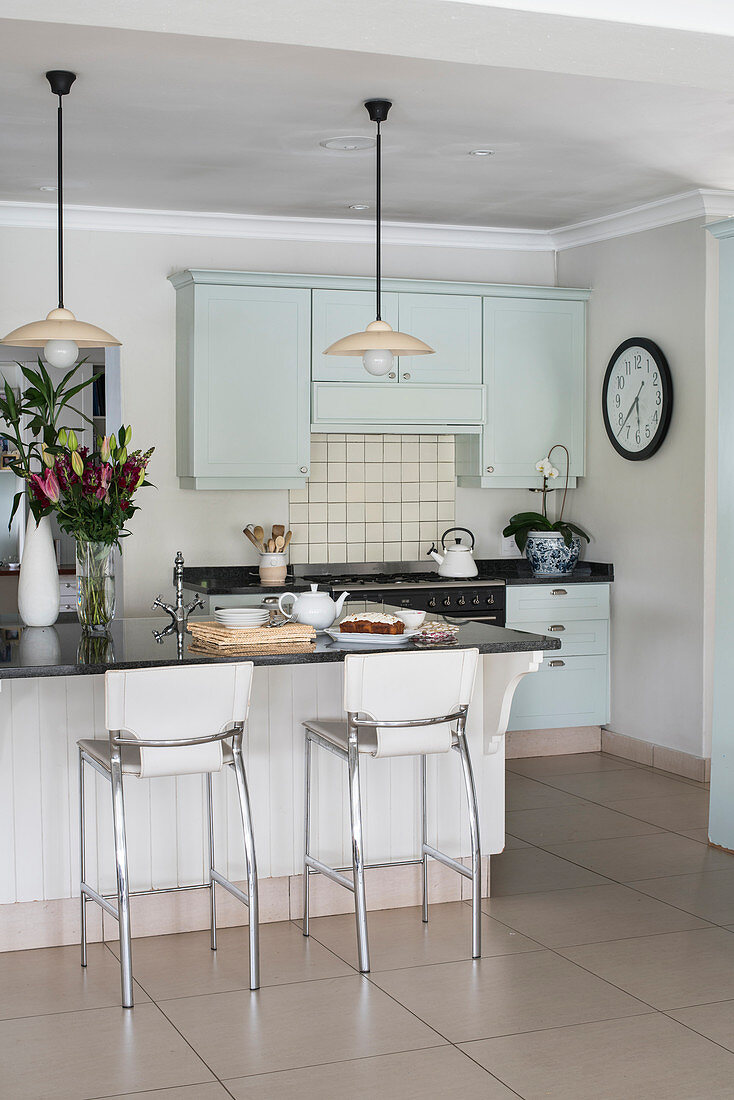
left=0, top=614, right=557, bottom=952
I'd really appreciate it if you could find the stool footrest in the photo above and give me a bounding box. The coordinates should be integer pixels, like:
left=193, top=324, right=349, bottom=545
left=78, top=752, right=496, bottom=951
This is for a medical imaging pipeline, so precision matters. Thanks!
left=423, top=843, right=471, bottom=879
left=305, top=855, right=355, bottom=892
left=211, top=869, right=250, bottom=907
left=81, top=883, right=119, bottom=920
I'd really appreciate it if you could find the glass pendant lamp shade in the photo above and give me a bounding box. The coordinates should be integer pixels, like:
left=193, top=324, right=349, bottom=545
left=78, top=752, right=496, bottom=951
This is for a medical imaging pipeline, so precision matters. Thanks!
left=1, top=71, right=120, bottom=364
left=325, top=100, right=432, bottom=375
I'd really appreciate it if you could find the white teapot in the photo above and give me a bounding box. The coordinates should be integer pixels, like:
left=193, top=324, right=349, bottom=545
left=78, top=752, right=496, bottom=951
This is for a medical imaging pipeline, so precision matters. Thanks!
left=278, top=584, right=350, bottom=630
left=427, top=527, right=479, bottom=578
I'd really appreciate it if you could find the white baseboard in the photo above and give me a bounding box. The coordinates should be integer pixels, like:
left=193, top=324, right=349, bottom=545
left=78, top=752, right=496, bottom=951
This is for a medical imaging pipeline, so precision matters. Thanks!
left=0, top=857, right=490, bottom=953
left=506, top=726, right=602, bottom=758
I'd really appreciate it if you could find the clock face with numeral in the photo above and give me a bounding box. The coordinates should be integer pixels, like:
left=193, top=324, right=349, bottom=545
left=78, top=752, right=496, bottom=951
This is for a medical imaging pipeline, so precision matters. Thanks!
left=602, top=338, right=673, bottom=460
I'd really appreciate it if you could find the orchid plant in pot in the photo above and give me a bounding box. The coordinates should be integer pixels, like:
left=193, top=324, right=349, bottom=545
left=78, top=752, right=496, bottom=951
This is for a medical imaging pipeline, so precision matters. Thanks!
left=32, top=426, right=154, bottom=631
left=503, top=443, right=590, bottom=577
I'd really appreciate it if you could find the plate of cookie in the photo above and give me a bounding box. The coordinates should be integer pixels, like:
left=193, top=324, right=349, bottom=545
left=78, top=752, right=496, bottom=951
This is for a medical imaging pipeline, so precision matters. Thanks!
left=326, top=612, right=420, bottom=647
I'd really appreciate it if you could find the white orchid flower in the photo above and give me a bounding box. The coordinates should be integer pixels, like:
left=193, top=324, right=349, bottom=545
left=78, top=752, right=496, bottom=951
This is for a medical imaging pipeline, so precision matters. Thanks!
left=548, top=466, right=560, bottom=479
left=535, top=457, right=553, bottom=476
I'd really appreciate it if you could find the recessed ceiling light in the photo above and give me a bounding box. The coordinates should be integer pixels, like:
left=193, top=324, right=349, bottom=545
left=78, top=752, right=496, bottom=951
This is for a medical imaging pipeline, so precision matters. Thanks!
left=469, top=148, right=495, bottom=157
left=348, top=203, right=369, bottom=210
left=320, top=135, right=375, bottom=151
left=39, top=184, right=57, bottom=191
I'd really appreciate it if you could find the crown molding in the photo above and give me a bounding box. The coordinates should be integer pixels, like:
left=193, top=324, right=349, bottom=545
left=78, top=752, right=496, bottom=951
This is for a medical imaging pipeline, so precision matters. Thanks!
left=550, top=189, right=734, bottom=250
left=1, top=188, right=733, bottom=253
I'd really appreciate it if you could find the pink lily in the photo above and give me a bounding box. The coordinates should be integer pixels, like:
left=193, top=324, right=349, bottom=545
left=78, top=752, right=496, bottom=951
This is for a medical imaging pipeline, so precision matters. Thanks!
left=30, top=469, right=60, bottom=505
left=96, top=463, right=113, bottom=501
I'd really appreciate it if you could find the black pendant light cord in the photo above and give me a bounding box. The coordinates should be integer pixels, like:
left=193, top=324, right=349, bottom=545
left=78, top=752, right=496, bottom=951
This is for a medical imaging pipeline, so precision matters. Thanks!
left=375, top=118, right=382, bottom=321
left=56, top=93, right=64, bottom=309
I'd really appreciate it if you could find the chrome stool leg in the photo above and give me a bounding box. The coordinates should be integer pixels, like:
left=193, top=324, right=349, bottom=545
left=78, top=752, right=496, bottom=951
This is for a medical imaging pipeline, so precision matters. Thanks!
left=205, top=772, right=217, bottom=951
left=79, top=748, right=87, bottom=968
left=420, top=754, right=428, bottom=924
left=110, top=743, right=134, bottom=1008
left=347, top=736, right=370, bottom=973
left=232, top=744, right=260, bottom=991
left=303, top=734, right=312, bottom=937
left=456, top=725, right=481, bottom=959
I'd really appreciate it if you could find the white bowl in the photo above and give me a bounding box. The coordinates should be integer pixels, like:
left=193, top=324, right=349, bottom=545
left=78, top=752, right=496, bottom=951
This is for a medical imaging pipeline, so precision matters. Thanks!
left=395, top=609, right=427, bottom=630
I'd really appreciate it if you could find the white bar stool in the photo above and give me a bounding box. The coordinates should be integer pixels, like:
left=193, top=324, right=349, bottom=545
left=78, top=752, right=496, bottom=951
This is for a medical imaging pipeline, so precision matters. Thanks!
left=303, top=647, right=481, bottom=973
left=78, top=662, right=259, bottom=1008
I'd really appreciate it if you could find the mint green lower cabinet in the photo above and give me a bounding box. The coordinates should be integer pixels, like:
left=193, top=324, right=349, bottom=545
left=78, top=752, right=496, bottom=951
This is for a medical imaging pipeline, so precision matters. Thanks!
left=311, top=382, right=485, bottom=431
left=396, top=293, right=482, bottom=385
left=506, top=582, right=610, bottom=730
left=174, top=283, right=311, bottom=489
left=507, top=654, right=609, bottom=730
left=457, top=296, right=586, bottom=489
left=312, top=289, right=399, bottom=383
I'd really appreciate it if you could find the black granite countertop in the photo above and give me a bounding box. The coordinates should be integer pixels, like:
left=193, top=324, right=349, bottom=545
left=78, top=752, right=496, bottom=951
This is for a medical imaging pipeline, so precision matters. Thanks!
left=182, top=559, right=613, bottom=596
left=0, top=612, right=560, bottom=679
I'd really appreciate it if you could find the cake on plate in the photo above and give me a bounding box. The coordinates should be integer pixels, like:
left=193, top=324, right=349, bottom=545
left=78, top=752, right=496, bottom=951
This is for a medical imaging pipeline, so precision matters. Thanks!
left=339, top=613, right=405, bottom=635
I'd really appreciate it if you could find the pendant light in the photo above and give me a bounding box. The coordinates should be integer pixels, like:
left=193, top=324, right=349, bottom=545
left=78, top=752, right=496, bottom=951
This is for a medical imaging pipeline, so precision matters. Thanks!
left=324, top=99, right=433, bottom=375
left=2, top=71, right=120, bottom=367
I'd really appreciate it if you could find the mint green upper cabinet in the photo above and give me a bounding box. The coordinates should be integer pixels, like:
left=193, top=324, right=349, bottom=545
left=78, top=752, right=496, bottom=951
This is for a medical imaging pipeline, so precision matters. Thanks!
left=396, top=293, right=482, bottom=385
left=174, top=282, right=311, bottom=489
left=312, top=289, right=399, bottom=383
left=457, top=296, right=586, bottom=488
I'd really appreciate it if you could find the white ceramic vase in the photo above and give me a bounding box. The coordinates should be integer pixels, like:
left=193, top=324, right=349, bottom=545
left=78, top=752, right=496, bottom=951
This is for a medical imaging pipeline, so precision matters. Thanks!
left=18, top=514, right=60, bottom=627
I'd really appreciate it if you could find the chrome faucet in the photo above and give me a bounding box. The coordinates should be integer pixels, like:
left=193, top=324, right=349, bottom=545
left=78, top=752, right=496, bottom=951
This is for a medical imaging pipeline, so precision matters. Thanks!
left=152, top=550, right=204, bottom=650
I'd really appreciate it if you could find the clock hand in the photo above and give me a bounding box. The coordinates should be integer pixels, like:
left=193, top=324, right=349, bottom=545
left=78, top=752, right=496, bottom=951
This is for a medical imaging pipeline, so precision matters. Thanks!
left=616, top=381, right=645, bottom=437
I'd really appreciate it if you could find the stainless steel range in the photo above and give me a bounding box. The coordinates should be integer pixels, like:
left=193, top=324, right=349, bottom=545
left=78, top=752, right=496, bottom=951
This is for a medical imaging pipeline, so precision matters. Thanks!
left=292, top=561, right=506, bottom=625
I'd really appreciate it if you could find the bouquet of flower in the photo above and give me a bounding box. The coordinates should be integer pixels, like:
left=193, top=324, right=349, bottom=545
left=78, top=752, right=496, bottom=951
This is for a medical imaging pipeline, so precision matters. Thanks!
left=31, top=426, right=154, bottom=547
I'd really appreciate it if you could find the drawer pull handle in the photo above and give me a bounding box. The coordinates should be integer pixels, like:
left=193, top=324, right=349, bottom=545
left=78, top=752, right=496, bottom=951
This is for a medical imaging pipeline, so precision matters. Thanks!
left=551, top=588, right=568, bottom=596
left=548, top=624, right=565, bottom=632
left=548, top=659, right=565, bottom=668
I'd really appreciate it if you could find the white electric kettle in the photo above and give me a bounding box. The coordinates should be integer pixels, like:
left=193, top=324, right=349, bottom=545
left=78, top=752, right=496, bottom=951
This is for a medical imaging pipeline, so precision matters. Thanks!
left=278, top=584, right=350, bottom=630
left=427, top=527, right=479, bottom=578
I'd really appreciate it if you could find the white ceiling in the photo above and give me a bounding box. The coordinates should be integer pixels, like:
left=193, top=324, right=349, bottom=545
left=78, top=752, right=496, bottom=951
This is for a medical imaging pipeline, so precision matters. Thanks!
left=1, top=12, right=734, bottom=230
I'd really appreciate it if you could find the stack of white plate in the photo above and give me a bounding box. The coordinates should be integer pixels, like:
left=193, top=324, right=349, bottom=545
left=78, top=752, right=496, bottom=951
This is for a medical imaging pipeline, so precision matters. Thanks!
left=214, top=607, right=271, bottom=629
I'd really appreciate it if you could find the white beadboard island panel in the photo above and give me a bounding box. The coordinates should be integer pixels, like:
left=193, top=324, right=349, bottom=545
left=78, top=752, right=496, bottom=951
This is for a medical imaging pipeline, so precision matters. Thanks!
left=0, top=657, right=516, bottom=942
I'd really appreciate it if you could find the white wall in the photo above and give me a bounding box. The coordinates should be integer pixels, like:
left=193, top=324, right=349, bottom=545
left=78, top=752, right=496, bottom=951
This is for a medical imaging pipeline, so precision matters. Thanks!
left=558, top=219, right=708, bottom=756
left=0, top=223, right=553, bottom=614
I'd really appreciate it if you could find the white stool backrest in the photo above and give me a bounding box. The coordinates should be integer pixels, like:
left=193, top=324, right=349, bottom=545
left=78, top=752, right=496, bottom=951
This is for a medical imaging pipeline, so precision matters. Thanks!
left=105, top=662, right=254, bottom=778
left=343, top=648, right=479, bottom=758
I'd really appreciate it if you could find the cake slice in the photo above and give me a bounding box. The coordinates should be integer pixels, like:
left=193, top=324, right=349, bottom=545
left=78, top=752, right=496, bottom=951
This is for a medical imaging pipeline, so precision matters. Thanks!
left=339, top=612, right=405, bottom=635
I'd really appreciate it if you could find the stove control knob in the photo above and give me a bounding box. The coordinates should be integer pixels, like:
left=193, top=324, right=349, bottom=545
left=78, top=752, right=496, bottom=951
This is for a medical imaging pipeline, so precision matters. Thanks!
left=487, top=594, right=495, bottom=604
left=443, top=596, right=451, bottom=607
left=428, top=597, right=437, bottom=608
left=457, top=596, right=466, bottom=606
left=472, top=595, right=480, bottom=605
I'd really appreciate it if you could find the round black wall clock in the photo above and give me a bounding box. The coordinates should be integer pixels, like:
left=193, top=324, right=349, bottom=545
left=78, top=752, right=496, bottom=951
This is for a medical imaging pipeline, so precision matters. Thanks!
left=602, top=337, right=673, bottom=460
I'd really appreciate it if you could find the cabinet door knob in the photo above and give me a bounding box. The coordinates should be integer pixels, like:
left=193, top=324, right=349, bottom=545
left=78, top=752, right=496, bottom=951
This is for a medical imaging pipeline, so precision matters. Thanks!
left=300, top=467, right=308, bottom=474
left=548, top=659, right=565, bottom=668
left=388, top=372, right=396, bottom=379
left=486, top=466, right=494, bottom=473
left=548, top=624, right=565, bottom=632
left=402, top=372, right=411, bottom=380
left=551, top=588, right=567, bottom=596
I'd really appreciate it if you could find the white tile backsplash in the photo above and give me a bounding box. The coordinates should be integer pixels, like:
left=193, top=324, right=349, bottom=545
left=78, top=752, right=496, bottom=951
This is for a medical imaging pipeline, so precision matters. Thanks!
left=289, top=434, right=455, bottom=564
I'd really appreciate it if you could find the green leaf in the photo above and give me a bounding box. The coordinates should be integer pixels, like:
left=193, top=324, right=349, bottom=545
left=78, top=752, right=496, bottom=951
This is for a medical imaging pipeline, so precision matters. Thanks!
left=8, top=491, right=22, bottom=532
left=560, top=521, right=591, bottom=542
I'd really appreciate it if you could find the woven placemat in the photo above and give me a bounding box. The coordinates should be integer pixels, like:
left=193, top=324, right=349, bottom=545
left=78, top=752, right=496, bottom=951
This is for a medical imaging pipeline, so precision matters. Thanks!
left=188, top=621, right=316, bottom=648
left=189, top=640, right=315, bottom=657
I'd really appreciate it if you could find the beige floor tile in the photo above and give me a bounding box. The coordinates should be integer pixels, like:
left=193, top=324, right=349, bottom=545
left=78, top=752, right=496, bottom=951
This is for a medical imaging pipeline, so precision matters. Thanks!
left=502, top=832, right=531, bottom=849
left=547, top=831, right=734, bottom=882
left=162, top=974, right=445, bottom=1078
left=483, top=882, right=709, bottom=948
left=105, top=1087, right=230, bottom=1100
left=489, top=846, right=609, bottom=896
left=0, top=1002, right=213, bottom=1100
left=676, top=826, right=711, bottom=844
left=560, top=927, right=734, bottom=1009
left=370, top=949, right=649, bottom=1043
left=226, top=1045, right=516, bottom=1099
left=507, top=752, right=636, bottom=778
left=0, top=943, right=149, bottom=1021
left=669, top=998, right=734, bottom=1053
left=505, top=773, right=584, bottom=810
left=506, top=801, right=663, bottom=846
left=105, top=920, right=352, bottom=999
left=630, top=869, right=734, bottom=924
left=605, top=791, right=710, bottom=831
left=461, top=1012, right=734, bottom=1099
left=537, top=768, right=697, bottom=803
left=302, top=901, right=540, bottom=971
